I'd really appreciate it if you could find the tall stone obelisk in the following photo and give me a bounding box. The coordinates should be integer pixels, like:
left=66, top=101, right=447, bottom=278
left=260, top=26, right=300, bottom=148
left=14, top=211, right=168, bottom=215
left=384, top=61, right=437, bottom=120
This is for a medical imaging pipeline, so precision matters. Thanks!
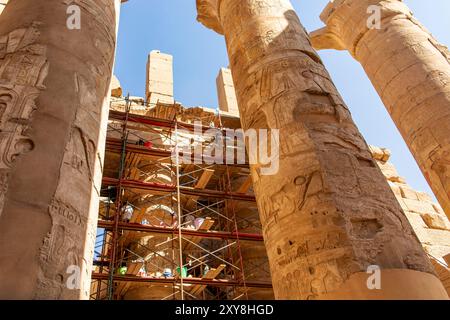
left=196, top=0, right=448, bottom=299
left=311, top=0, right=450, bottom=219
left=0, top=0, right=122, bottom=299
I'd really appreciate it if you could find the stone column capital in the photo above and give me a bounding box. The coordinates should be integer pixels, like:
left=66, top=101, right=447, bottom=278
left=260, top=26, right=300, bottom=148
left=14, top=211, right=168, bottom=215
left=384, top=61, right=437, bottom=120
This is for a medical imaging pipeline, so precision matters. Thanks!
left=196, top=0, right=224, bottom=34
left=319, top=0, right=410, bottom=23
left=310, top=0, right=412, bottom=55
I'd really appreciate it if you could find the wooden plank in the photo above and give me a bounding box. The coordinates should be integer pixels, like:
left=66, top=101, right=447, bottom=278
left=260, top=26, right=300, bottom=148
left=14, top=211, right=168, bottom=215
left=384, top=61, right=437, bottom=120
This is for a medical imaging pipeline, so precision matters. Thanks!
left=129, top=167, right=140, bottom=180
left=236, top=175, right=253, bottom=194
left=183, top=218, right=215, bottom=250
left=180, top=164, right=195, bottom=184
left=190, top=264, right=226, bottom=296
left=126, top=261, right=144, bottom=275
left=130, top=207, right=147, bottom=224
left=198, top=217, right=215, bottom=231
left=184, top=169, right=215, bottom=211
left=196, top=169, right=215, bottom=189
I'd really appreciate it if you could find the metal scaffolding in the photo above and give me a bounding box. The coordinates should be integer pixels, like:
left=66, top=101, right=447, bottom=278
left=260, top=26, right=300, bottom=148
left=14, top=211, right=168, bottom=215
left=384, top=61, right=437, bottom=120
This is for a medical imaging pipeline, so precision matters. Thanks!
left=90, top=97, right=272, bottom=300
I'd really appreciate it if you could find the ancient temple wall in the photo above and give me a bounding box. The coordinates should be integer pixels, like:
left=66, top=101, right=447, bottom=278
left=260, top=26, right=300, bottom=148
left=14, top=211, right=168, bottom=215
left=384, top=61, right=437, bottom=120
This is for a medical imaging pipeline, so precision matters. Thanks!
left=370, top=145, right=450, bottom=296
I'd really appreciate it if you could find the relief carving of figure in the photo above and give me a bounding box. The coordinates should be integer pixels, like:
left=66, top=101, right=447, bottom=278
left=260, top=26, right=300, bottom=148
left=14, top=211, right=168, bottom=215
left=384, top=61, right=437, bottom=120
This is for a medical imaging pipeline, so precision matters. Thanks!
left=0, top=22, right=48, bottom=217
left=36, top=223, right=79, bottom=299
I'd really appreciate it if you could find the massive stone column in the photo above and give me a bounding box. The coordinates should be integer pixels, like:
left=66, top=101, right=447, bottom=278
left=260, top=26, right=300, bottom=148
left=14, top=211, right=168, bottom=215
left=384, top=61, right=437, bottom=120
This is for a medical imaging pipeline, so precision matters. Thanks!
left=196, top=0, right=448, bottom=299
left=311, top=0, right=450, bottom=219
left=0, top=0, right=123, bottom=299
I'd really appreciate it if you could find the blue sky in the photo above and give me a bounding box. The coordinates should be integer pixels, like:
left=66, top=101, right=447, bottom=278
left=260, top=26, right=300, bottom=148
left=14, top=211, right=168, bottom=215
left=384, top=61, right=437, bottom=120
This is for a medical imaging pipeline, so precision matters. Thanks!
left=114, top=0, right=450, bottom=197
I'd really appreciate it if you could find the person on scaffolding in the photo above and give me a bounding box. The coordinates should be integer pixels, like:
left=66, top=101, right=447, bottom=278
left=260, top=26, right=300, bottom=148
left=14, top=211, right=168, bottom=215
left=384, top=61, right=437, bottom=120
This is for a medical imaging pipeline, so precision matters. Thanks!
left=121, top=202, right=134, bottom=223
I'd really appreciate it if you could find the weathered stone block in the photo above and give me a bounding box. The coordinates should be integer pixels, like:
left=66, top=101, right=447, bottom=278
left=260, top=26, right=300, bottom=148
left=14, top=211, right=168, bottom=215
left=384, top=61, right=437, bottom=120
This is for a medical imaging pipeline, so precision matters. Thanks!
left=417, top=191, right=434, bottom=203
left=399, top=184, right=420, bottom=200
left=403, top=198, right=437, bottom=215
left=377, top=161, right=405, bottom=183
left=421, top=213, right=450, bottom=231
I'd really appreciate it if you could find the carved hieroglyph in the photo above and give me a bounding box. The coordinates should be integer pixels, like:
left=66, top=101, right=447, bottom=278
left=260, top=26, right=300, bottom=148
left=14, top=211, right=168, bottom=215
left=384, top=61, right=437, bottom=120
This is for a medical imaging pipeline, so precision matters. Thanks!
left=197, top=0, right=448, bottom=299
left=311, top=0, right=450, bottom=219
left=0, top=0, right=121, bottom=299
left=0, top=22, right=49, bottom=215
